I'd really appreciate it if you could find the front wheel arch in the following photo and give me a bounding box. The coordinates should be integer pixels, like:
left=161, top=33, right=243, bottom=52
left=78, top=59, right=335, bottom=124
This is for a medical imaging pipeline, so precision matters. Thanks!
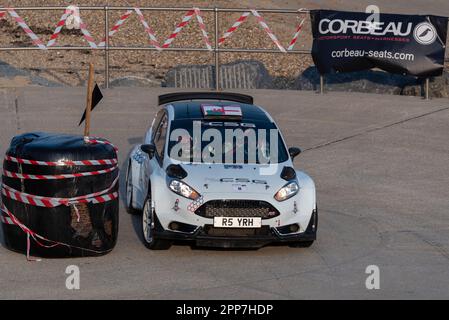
left=141, top=196, right=172, bottom=250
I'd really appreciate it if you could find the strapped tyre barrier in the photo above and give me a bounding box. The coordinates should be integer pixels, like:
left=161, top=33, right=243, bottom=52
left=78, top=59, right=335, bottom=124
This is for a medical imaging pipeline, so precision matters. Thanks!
left=1, top=132, right=119, bottom=260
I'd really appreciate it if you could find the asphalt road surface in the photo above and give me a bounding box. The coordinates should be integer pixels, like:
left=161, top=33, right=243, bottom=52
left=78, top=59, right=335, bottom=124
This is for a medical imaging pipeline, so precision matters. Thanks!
left=0, top=87, right=448, bottom=299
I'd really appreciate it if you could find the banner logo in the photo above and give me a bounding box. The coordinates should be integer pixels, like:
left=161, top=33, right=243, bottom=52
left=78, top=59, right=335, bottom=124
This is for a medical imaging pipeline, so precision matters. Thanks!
left=318, top=19, right=413, bottom=36
left=413, top=22, right=437, bottom=45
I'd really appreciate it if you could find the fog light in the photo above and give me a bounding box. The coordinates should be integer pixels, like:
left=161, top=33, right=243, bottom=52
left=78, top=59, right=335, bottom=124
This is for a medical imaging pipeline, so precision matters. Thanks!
left=169, top=222, right=180, bottom=231
left=289, top=224, right=299, bottom=233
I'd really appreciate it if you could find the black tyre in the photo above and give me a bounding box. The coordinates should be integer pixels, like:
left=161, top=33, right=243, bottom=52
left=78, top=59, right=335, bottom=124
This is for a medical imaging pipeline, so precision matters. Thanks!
left=125, top=162, right=140, bottom=215
left=142, top=197, right=172, bottom=250
left=289, top=240, right=314, bottom=248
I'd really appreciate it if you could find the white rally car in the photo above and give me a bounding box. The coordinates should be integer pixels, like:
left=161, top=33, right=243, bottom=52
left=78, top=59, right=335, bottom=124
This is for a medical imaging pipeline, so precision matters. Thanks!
left=125, top=92, right=317, bottom=250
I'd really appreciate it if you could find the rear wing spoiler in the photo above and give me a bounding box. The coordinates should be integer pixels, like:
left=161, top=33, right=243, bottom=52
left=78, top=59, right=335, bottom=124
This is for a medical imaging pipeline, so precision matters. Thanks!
left=158, top=92, right=254, bottom=105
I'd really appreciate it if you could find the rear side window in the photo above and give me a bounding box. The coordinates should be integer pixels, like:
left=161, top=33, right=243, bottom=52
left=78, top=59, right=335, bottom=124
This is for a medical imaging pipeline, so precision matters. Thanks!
left=154, top=114, right=168, bottom=160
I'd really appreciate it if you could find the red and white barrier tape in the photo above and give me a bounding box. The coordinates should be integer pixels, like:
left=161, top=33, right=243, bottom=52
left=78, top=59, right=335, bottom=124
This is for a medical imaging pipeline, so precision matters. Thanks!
left=219, top=12, right=250, bottom=44
left=193, top=8, right=212, bottom=51
left=0, top=214, right=13, bottom=225
left=2, top=136, right=118, bottom=206
left=1, top=204, right=56, bottom=261
left=9, top=7, right=97, bottom=49
left=287, top=18, right=305, bottom=51
left=85, top=136, right=119, bottom=152
left=1, top=203, right=113, bottom=261
left=47, top=8, right=73, bottom=47
left=2, top=175, right=118, bottom=207
left=98, top=9, right=133, bottom=47
left=4, top=137, right=117, bottom=167
left=219, top=10, right=288, bottom=52
left=134, top=8, right=162, bottom=50
left=4, top=155, right=117, bottom=166
left=2, top=164, right=118, bottom=180
left=78, top=20, right=98, bottom=49
left=161, top=8, right=212, bottom=50
left=7, top=8, right=46, bottom=49
left=250, top=9, right=286, bottom=52
left=3, top=7, right=302, bottom=52
left=162, top=9, right=196, bottom=49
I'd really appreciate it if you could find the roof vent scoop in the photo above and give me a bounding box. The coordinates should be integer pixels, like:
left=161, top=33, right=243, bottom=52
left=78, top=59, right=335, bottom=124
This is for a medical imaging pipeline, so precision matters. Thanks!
left=166, top=164, right=188, bottom=179
left=280, top=166, right=296, bottom=181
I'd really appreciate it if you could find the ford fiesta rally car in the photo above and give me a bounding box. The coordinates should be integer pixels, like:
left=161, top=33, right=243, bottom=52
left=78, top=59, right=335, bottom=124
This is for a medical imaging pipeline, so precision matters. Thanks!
left=126, top=92, right=317, bottom=250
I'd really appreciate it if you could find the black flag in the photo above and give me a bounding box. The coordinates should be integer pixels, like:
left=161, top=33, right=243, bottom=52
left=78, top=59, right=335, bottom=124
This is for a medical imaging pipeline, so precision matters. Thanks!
left=78, top=83, right=104, bottom=126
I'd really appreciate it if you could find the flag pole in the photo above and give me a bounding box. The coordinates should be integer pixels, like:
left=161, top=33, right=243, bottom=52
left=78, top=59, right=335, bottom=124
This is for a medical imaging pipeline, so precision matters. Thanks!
left=84, top=63, right=95, bottom=139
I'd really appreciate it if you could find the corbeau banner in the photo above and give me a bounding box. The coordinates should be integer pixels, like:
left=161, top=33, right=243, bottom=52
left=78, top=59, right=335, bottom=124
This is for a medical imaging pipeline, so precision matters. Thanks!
left=310, top=10, right=448, bottom=77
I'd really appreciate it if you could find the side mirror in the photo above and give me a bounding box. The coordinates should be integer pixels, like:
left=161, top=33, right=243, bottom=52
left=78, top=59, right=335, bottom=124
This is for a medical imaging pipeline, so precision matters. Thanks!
left=288, top=147, right=302, bottom=160
left=141, top=143, right=156, bottom=159
left=166, top=164, right=188, bottom=179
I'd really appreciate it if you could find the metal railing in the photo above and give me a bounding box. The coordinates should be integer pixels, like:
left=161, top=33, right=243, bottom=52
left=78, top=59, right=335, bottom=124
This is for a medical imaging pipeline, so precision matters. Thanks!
left=0, top=6, right=310, bottom=90
left=0, top=6, right=448, bottom=98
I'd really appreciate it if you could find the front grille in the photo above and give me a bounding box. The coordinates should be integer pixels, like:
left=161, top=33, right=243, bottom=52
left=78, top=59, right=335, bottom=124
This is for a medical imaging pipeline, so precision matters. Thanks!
left=195, top=200, right=280, bottom=219
left=203, top=225, right=271, bottom=237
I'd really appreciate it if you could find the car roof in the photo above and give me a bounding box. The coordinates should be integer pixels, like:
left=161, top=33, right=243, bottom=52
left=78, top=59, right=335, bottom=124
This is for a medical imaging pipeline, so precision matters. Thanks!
left=169, top=101, right=271, bottom=122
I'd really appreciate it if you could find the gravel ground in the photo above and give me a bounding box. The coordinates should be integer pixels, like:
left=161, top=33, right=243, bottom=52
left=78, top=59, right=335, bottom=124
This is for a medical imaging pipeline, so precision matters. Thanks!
left=0, top=0, right=447, bottom=87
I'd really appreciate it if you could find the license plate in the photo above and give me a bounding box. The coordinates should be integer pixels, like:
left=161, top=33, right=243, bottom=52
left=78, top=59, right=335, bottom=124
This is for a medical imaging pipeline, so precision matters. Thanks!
left=213, top=217, right=262, bottom=228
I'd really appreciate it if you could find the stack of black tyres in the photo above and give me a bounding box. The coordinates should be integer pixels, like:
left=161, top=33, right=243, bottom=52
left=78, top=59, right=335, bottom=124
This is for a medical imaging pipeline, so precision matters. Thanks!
left=1, top=132, right=119, bottom=257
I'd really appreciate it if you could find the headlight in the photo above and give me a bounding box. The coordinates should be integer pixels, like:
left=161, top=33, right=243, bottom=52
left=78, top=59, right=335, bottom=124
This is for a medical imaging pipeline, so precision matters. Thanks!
left=274, top=181, right=299, bottom=201
left=169, top=180, right=200, bottom=200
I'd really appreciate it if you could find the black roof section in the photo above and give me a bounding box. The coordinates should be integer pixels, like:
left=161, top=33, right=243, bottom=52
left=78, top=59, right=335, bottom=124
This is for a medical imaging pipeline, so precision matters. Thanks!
left=170, top=101, right=270, bottom=122
left=158, top=92, right=253, bottom=105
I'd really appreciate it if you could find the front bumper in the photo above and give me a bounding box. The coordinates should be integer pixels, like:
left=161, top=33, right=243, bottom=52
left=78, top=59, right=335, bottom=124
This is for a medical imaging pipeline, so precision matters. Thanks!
left=153, top=209, right=317, bottom=248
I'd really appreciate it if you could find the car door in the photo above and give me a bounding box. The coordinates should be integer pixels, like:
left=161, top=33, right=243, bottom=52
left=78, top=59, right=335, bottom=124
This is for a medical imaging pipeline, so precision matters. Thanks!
left=136, top=110, right=164, bottom=200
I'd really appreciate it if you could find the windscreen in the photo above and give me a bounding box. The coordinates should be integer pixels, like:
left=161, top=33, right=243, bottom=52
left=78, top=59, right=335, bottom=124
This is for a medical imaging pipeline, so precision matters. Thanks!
left=168, top=119, right=289, bottom=164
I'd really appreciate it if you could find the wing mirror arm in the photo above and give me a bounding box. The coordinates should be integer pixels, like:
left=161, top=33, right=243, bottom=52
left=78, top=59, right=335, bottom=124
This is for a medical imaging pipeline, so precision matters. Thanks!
left=288, top=147, right=302, bottom=160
